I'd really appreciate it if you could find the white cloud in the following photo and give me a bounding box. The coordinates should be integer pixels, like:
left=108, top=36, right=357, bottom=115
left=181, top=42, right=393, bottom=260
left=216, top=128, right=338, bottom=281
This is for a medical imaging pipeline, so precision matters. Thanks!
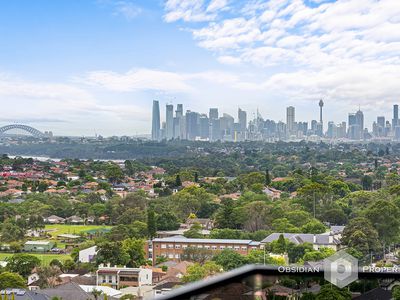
left=112, top=1, right=142, bottom=20
left=164, top=0, right=400, bottom=108
left=164, top=0, right=227, bottom=22
left=76, top=69, right=192, bottom=92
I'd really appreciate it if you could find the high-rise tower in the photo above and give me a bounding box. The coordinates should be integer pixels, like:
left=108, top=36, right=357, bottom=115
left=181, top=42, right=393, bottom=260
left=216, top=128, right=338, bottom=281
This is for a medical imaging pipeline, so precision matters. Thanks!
left=286, top=106, right=295, bottom=135
left=393, top=104, right=399, bottom=129
left=319, top=99, right=324, bottom=124
left=151, top=100, right=161, bottom=141
left=166, top=104, right=174, bottom=140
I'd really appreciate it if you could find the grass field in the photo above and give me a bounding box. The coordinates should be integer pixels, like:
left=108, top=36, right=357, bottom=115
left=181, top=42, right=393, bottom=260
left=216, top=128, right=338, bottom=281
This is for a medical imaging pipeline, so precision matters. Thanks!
left=45, top=224, right=112, bottom=238
left=0, top=253, right=72, bottom=266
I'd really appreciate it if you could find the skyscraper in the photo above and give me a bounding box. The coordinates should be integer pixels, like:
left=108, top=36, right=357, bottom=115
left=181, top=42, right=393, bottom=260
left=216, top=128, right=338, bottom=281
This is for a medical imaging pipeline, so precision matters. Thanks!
left=238, top=108, right=247, bottom=132
left=393, top=104, right=399, bottom=129
left=174, top=104, right=184, bottom=139
left=209, top=108, right=219, bottom=120
left=186, top=111, right=199, bottom=140
left=166, top=104, right=174, bottom=140
left=286, top=106, right=295, bottom=135
left=151, top=100, right=160, bottom=141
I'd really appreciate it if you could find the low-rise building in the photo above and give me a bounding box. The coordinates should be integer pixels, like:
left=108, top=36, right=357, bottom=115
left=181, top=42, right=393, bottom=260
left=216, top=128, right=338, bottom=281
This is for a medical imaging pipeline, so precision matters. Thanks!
left=96, top=264, right=152, bottom=289
left=44, top=215, right=65, bottom=224
left=261, top=233, right=340, bottom=251
left=78, top=246, right=97, bottom=263
left=24, top=241, right=54, bottom=252
left=152, top=236, right=261, bottom=264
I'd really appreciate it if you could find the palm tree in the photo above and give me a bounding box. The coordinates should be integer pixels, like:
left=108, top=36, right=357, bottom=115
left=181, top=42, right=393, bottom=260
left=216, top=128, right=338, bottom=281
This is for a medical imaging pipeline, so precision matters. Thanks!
left=91, top=289, right=102, bottom=300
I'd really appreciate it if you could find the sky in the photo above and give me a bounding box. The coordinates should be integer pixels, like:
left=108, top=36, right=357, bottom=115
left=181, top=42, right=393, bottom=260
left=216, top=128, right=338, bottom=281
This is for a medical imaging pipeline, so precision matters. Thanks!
left=1, top=0, right=400, bottom=136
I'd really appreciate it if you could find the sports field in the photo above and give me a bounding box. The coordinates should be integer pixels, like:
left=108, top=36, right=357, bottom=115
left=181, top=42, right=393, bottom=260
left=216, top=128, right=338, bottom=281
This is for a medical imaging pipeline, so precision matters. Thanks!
left=45, top=224, right=112, bottom=238
left=0, top=253, right=72, bottom=266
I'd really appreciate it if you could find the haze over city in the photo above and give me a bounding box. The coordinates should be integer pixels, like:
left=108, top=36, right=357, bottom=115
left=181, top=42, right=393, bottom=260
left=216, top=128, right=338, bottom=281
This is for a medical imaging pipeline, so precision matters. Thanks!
left=1, top=0, right=400, bottom=136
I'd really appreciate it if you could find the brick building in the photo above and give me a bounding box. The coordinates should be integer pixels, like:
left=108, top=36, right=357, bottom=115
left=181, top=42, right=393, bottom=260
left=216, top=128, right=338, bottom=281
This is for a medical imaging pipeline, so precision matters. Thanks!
left=152, top=236, right=261, bottom=264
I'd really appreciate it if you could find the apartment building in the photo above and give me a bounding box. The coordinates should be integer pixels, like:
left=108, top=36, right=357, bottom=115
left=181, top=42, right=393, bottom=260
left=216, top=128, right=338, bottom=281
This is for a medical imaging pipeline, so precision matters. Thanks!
left=96, top=264, right=152, bottom=289
left=152, top=236, right=261, bottom=264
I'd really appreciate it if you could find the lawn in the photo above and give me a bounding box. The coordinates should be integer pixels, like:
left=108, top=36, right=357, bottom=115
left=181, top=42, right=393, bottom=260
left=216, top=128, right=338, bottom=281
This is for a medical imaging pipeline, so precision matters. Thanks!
left=0, top=253, right=72, bottom=266
left=45, top=224, right=112, bottom=238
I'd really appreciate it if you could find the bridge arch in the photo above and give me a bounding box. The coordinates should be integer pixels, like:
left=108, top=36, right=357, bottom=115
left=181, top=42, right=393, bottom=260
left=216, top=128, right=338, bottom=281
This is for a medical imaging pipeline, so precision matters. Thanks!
left=0, top=124, right=46, bottom=138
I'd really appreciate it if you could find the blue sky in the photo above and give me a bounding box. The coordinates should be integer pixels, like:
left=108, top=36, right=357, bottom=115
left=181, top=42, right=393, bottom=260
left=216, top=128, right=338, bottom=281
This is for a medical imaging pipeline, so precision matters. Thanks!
left=1, top=0, right=400, bottom=136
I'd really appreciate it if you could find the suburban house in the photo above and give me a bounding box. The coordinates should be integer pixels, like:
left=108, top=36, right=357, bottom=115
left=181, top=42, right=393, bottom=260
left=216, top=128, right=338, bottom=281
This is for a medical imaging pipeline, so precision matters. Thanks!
left=261, top=233, right=341, bottom=251
left=184, top=218, right=214, bottom=230
left=24, top=241, right=55, bottom=252
left=78, top=246, right=97, bottom=263
left=44, top=215, right=65, bottom=224
left=96, top=264, right=153, bottom=289
left=66, top=215, right=84, bottom=224
left=152, top=236, right=261, bottom=264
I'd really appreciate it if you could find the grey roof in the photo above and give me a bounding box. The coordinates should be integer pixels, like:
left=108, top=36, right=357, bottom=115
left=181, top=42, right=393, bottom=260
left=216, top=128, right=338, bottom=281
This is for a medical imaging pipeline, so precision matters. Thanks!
left=330, top=225, right=345, bottom=234
left=153, top=236, right=255, bottom=245
left=40, top=282, right=113, bottom=300
left=261, top=233, right=340, bottom=245
left=0, top=289, right=49, bottom=300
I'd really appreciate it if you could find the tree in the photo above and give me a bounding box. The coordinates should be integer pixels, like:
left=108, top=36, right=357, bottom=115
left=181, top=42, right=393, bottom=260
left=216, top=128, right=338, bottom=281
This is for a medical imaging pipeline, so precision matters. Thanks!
left=96, top=242, right=130, bottom=266
left=156, top=212, right=180, bottom=231
left=105, top=164, right=124, bottom=184
left=287, top=243, right=313, bottom=263
left=184, top=222, right=203, bottom=238
left=35, top=266, right=62, bottom=288
left=342, top=217, right=380, bottom=255
left=180, top=247, right=213, bottom=264
left=0, top=272, right=26, bottom=289
left=122, top=239, right=146, bottom=268
left=212, top=249, right=247, bottom=271
left=6, top=254, right=41, bottom=278
left=365, top=200, right=400, bottom=244
left=0, top=219, right=25, bottom=242
left=215, top=198, right=237, bottom=229
left=316, top=284, right=351, bottom=300
left=265, top=168, right=271, bottom=186
left=194, top=172, right=199, bottom=183
left=393, top=286, right=400, bottom=300
left=147, top=208, right=156, bottom=239
left=303, top=247, right=335, bottom=262
left=242, top=201, right=272, bottom=232
left=63, top=259, right=76, bottom=272
left=361, top=175, right=373, bottom=190
left=175, top=175, right=182, bottom=187
left=301, top=219, right=326, bottom=234
left=182, top=262, right=222, bottom=283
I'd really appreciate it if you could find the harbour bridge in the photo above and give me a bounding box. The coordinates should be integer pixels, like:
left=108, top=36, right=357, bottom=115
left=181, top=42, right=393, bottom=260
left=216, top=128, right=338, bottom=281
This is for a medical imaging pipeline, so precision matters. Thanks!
left=0, top=124, right=47, bottom=138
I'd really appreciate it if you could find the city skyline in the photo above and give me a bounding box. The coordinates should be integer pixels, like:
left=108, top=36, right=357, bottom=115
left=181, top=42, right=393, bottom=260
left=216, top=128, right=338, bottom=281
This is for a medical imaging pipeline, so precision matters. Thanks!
left=151, top=100, right=400, bottom=142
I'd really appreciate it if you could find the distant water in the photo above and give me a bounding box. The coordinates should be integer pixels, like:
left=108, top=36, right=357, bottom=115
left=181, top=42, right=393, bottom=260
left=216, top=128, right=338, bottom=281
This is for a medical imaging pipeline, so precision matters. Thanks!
left=8, top=155, right=126, bottom=163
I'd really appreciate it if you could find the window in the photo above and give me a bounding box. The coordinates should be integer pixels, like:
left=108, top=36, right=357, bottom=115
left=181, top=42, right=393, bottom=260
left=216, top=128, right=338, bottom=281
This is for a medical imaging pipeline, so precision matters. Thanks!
left=227, top=246, right=233, bottom=249
left=175, top=254, right=180, bottom=258
left=182, top=244, right=188, bottom=249
left=241, top=246, right=247, bottom=251
left=220, top=246, right=225, bottom=250
left=204, top=245, right=210, bottom=249
left=197, top=245, right=203, bottom=248
left=234, top=246, right=240, bottom=250
left=168, top=244, right=174, bottom=249
left=175, top=244, right=181, bottom=249
left=168, top=254, right=174, bottom=258
left=211, top=246, right=217, bottom=250
left=161, top=244, right=166, bottom=249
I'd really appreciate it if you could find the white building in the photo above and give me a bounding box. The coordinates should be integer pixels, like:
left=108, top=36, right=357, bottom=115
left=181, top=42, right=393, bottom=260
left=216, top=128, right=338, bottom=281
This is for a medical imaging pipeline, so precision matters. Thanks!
left=96, top=264, right=152, bottom=289
left=79, top=246, right=97, bottom=263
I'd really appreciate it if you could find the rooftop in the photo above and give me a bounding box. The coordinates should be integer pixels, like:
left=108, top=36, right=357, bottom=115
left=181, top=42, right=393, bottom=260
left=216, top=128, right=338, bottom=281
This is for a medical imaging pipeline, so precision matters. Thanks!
left=153, top=236, right=256, bottom=245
